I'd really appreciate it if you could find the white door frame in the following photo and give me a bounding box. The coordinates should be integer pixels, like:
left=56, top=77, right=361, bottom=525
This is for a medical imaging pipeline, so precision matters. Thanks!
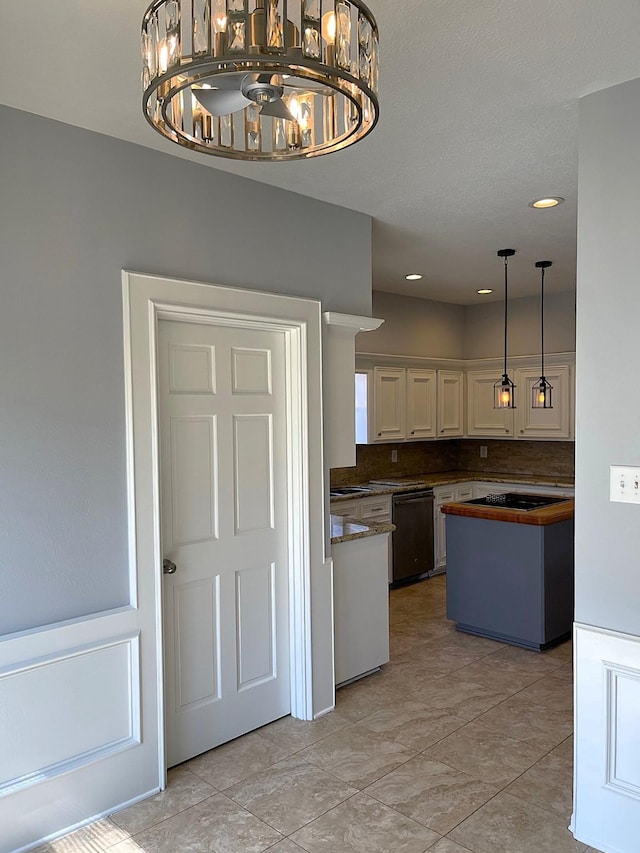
left=122, top=270, right=326, bottom=785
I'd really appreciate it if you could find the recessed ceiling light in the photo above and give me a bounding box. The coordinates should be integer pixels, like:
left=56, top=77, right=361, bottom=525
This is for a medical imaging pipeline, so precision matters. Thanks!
left=529, top=197, right=565, bottom=209
left=477, top=289, right=493, bottom=295
left=405, top=273, right=423, bottom=281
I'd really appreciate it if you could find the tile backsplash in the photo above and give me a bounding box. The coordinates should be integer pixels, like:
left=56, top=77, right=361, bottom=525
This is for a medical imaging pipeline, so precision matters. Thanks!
left=330, top=439, right=575, bottom=486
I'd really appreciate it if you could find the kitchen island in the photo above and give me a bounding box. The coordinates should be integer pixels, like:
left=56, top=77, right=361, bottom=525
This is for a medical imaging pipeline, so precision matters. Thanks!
left=442, top=495, right=575, bottom=650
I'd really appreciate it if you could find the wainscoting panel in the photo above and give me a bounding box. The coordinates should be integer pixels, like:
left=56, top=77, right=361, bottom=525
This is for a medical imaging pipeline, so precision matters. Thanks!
left=0, top=608, right=159, bottom=853
left=0, top=634, right=140, bottom=795
left=574, top=622, right=640, bottom=853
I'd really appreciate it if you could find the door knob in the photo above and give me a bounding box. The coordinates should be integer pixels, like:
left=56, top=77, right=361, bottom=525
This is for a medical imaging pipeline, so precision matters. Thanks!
left=163, top=558, right=177, bottom=575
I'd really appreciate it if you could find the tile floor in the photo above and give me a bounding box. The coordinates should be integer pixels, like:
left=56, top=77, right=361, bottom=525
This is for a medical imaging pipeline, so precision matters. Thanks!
left=35, top=575, right=603, bottom=853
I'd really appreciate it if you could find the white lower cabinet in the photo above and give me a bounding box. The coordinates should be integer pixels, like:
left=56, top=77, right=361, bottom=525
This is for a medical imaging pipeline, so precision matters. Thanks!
left=333, top=533, right=390, bottom=685
left=434, top=484, right=471, bottom=572
left=330, top=495, right=393, bottom=582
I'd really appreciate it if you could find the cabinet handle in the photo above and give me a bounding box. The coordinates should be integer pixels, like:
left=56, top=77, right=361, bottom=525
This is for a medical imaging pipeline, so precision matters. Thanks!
left=411, top=430, right=415, bottom=435
left=378, top=432, right=382, bottom=436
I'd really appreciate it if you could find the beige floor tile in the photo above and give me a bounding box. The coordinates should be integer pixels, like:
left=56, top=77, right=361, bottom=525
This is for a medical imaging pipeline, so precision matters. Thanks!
left=106, top=840, right=150, bottom=853
left=358, top=700, right=468, bottom=752
left=448, top=791, right=586, bottom=853
left=544, top=639, right=574, bottom=663
left=335, top=672, right=411, bottom=722
left=504, top=752, right=574, bottom=821
left=111, top=767, right=216, bottom=835
left=186, top=731, right=294, bottom=790
left=130, top=793, right=282, bottom=853
left=298, top=724, right=415, bottom=788
left=377, top=651, right=479, bottom=690
left=514, top=674, right=574, bottom=710
left=391, top=618, right=457, bottom=645
left=408, top=675, right=511, bottom=721
left=552, top=735, right=574, bottom=761
left=33, top=819, right=130, bottom=852
left=550, top=661, right=574, bottom=682
left=430, top=839, right=474, bottom=853
left=473, top=695, right=573, bottom=750
left=290, top=792, right=440, bottom=853
left=450, top=658, right=546, bottom=694
left=424, top=721, right=546, bottom=785
left=429, top=630, right=503, bottom=657
left=366, top=754, right=499, bottom=835
left=257, top=710, right=350, bottom=750
left=482, top=643, right=567, bottom=673
left=225, top=755, right=357, bottom=835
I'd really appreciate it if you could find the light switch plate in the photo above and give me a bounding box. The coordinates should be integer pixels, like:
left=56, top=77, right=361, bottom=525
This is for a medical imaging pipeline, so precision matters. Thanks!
left=610, top=465, right=640, bottom=503
left=480, top=445, right=488, bottom=459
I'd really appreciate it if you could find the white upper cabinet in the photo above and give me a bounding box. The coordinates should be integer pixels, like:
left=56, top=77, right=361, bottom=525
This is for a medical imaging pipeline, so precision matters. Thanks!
left=406, top=369, right=437, bottom=439
left=466, top=369, right=515, bottom=437
left=373, top=367, right=407, bottom=441
left=437, top=370, right=464, bottom=437
left=514, top=365, right=573, bottom=439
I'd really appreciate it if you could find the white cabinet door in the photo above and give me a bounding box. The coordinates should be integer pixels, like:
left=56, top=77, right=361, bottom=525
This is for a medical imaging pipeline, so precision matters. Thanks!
left=514, top=365, right=572, bottom=439
left=373, top=367, right=407, bottom=441
left=433, top=486, right=456, bottom=570
left=437, top=370, right=464, bottom=437
left=406, top=369, right=437, bottom=440
left=466, top=369, right=515, bottom=437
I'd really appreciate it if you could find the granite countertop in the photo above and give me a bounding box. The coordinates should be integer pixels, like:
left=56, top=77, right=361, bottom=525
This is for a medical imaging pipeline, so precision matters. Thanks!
left=330, top=515, right=395, bottom=544
left=329, top=470, right=575, bottom=502
left=441, top=498, right=575, bottom=526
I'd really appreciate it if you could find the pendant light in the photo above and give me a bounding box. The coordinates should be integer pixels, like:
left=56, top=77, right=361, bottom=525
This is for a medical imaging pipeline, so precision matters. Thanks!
left=494, top=249, right=517, bottom=409
left=532, top=260, right=553, bottom=408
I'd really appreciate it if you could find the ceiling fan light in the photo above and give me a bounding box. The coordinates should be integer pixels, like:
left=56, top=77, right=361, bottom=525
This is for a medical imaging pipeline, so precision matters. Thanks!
left=141, top=0, right=379, bottom=161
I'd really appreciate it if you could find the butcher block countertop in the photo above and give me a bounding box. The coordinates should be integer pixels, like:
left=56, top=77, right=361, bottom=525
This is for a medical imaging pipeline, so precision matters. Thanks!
left=440, top=499, right=575, bottom=526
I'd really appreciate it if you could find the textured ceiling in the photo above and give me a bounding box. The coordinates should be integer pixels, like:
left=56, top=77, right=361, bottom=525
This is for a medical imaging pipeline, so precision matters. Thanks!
left=2, top=1, right=640, bottom=304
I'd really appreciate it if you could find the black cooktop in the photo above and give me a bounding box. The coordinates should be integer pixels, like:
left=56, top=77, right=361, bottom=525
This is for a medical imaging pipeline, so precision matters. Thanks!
left=464, top=492, right=569, bottom=511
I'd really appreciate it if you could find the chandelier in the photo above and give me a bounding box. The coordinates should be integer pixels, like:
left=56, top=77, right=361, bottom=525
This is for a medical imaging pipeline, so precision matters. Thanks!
left=141, top=0, right=379, bottom=160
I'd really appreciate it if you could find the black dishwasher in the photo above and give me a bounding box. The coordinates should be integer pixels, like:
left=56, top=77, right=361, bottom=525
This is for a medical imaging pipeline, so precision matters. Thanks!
left=391, top=489, right=435, bottom=586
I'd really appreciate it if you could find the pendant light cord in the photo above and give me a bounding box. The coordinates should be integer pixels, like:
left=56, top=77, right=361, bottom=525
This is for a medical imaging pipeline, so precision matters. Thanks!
left=540, top=266, right=545, bottom=379
left=503, top=254, right=508, bottom=377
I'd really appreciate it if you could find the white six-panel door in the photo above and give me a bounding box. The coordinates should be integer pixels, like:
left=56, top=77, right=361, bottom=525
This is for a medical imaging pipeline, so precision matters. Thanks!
left=158, top=319, right=290, bottom=767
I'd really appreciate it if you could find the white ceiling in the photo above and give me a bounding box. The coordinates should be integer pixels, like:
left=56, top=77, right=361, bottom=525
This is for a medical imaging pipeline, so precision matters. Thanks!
left=2, top=1, right=640, bottom=304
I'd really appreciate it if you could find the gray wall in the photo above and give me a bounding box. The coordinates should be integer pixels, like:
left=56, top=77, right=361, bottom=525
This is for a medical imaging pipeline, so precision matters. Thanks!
left=574, top=79, right=640, bottom=635
left=358, top=289, right=576, bottom=361
left=463, top=290, right=576, bottom=359
left=0, top=106, right=372, bottom=635
left=357, top=291, right=466, bottom=358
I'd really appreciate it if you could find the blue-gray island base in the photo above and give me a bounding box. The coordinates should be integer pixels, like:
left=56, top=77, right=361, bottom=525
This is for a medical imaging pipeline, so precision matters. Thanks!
left=445, top=514, right=574, bottom=650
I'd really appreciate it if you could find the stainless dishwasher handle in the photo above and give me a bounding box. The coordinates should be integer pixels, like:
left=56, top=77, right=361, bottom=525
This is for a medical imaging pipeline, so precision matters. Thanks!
left=395, top=497, right=434, bottom=505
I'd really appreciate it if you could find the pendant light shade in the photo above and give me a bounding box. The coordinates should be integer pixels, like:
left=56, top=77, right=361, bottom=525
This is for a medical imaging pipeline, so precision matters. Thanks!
left=494, top=249, right=517, bottom=409
left=532, top=260, right=553, bottom=408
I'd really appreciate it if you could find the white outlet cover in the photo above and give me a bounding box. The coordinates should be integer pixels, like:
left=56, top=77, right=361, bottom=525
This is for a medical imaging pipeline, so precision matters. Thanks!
left=610, top=465, right=640, bottom=503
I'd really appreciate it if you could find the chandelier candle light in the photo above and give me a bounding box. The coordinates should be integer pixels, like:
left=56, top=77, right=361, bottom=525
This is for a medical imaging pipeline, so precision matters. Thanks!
left=141, top=0, right=379, bottom=160
left=532, top=260, right=553, bottom=408
left=494, top=249, right=517, bottom=409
